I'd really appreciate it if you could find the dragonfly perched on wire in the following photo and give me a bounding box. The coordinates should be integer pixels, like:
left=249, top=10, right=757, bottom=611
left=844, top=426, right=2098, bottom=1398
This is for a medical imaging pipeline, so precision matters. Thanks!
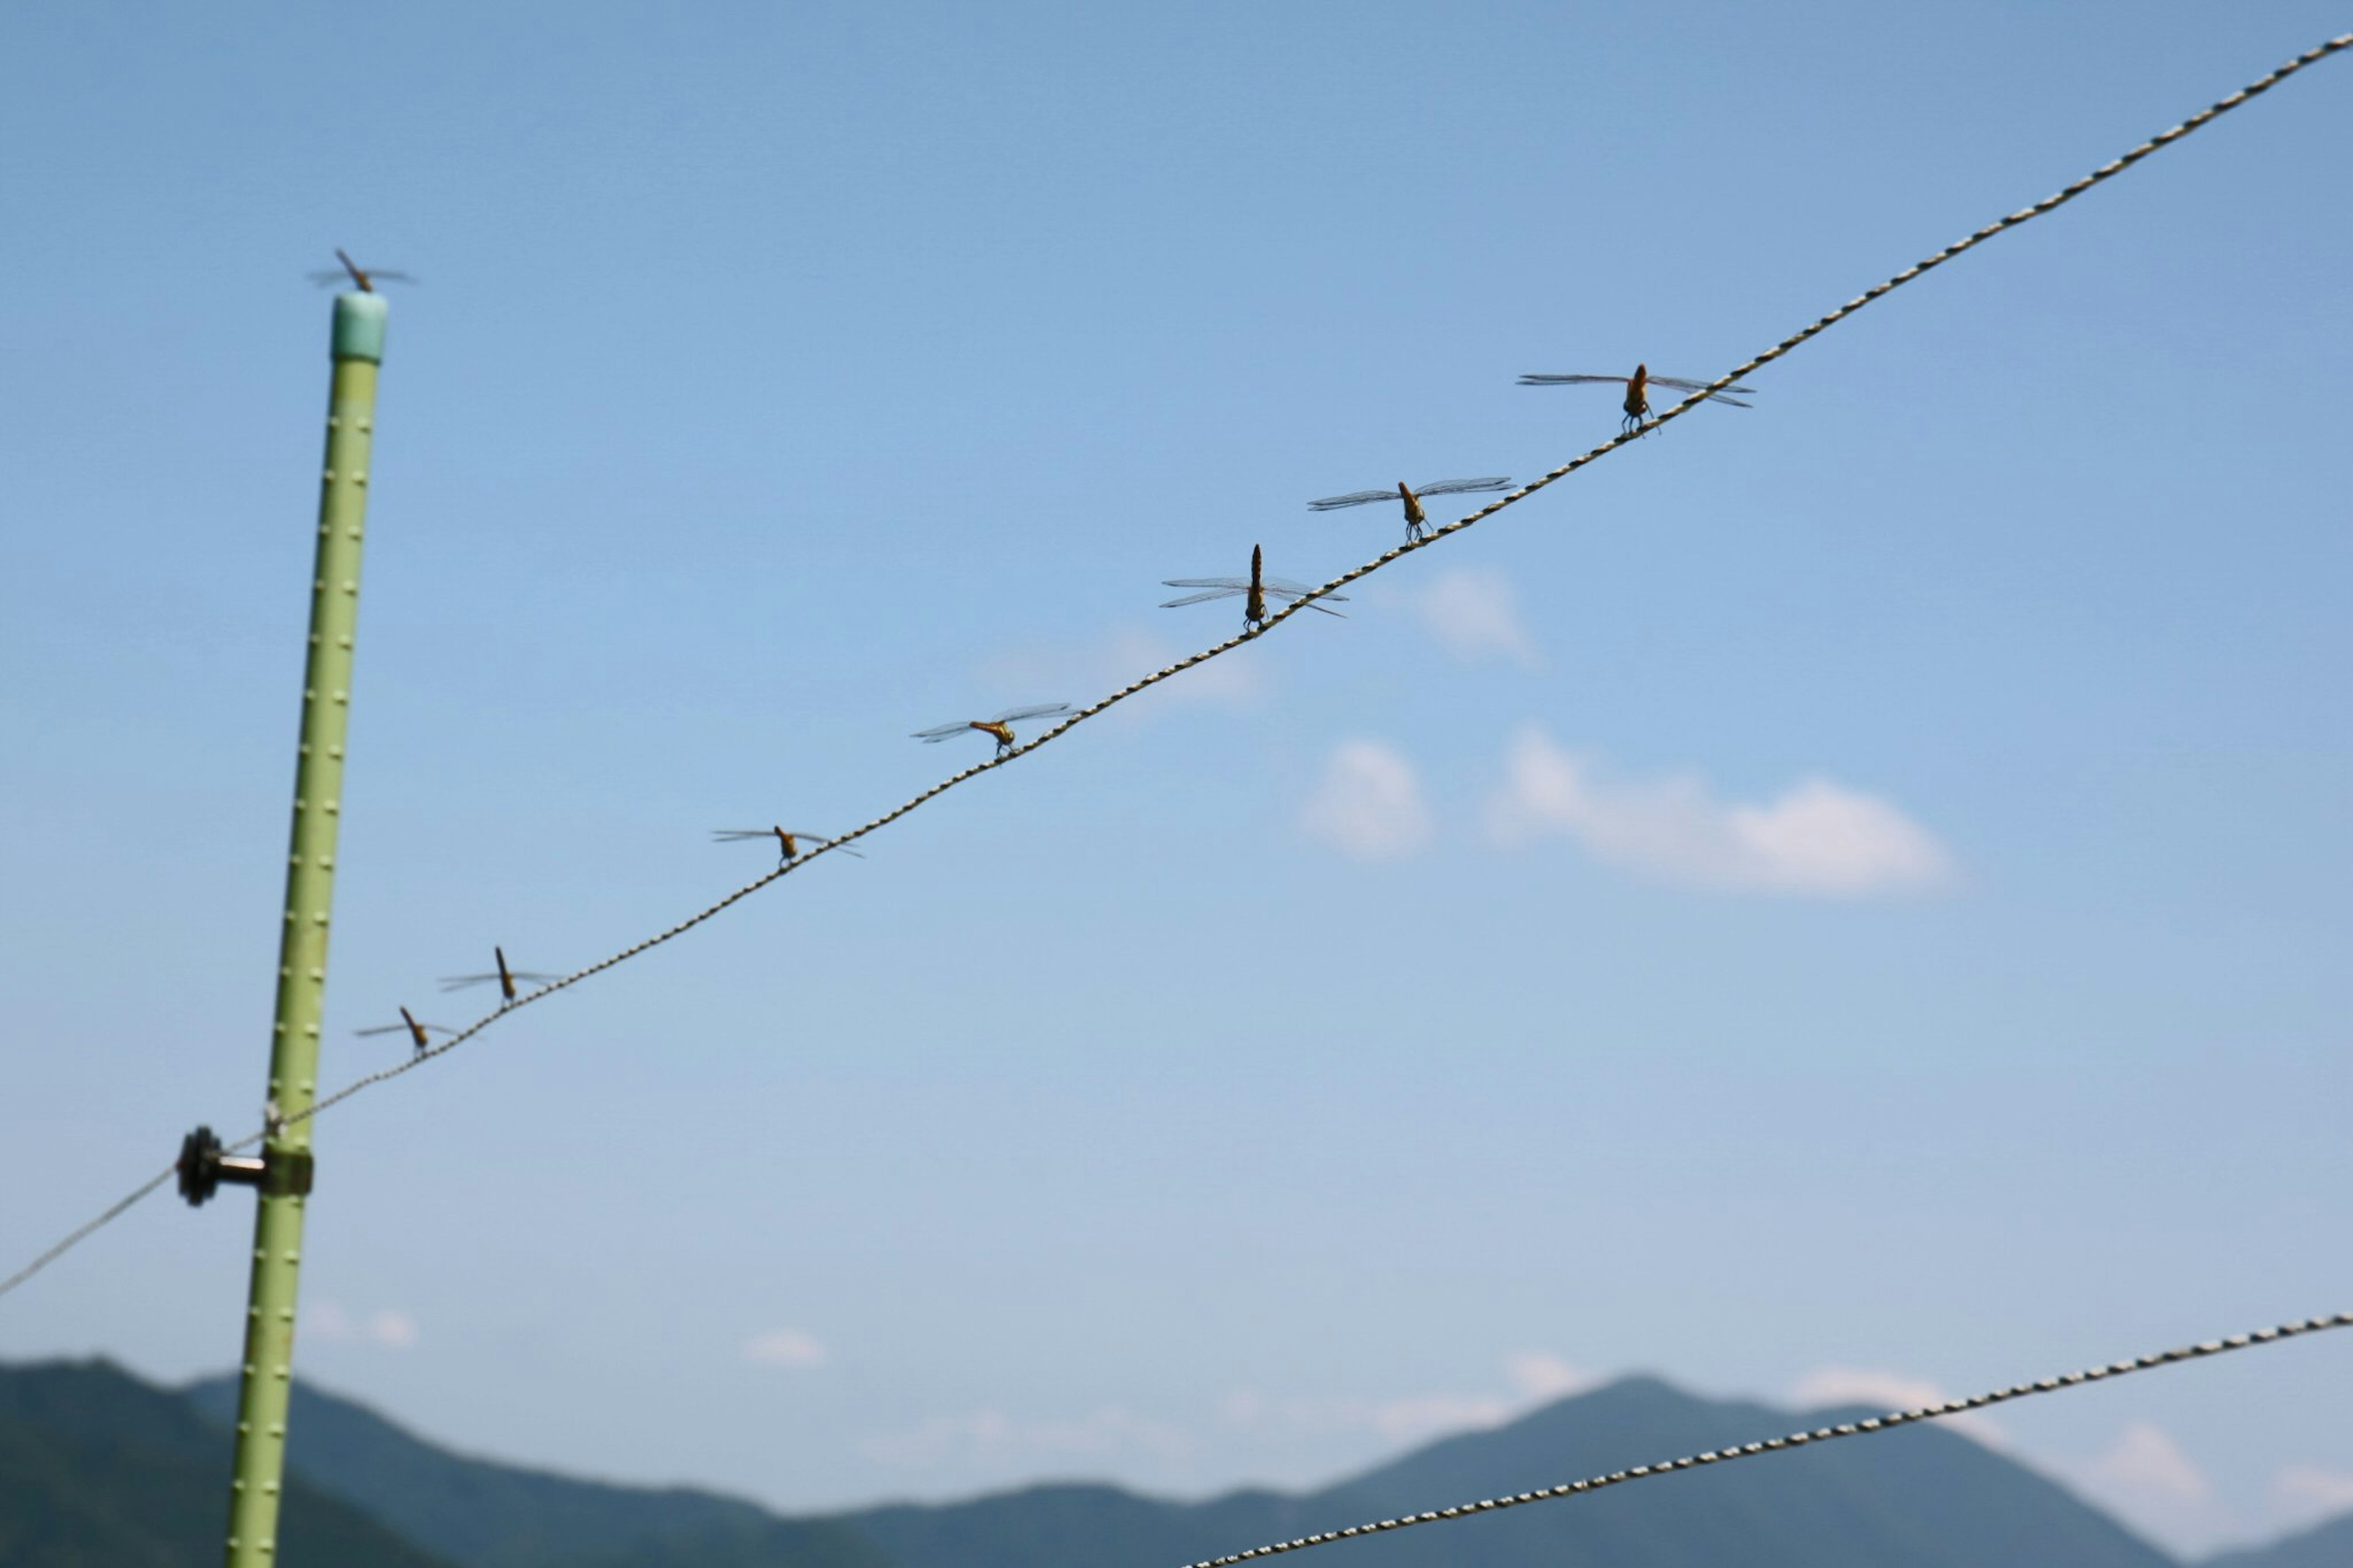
left=307, top=248, right=416, bottom=294
left=1516, top=362, right=1755, bottom=433
left=911, top=703, right=1076, bottom=756
left=711, top=827, right=866, bottom=868
left=1309, top=477, right=1514, bottom=543
left=438, top=946, right=560, bottom=1004
left=1162, top=544, right=1347, bottom=632
left=354, top=1007, right=455, bottom=1058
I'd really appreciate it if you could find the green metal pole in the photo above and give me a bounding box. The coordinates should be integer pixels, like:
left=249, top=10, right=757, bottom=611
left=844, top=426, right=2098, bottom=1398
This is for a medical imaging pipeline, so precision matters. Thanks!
left=222, top=289, right=388, bottom=1567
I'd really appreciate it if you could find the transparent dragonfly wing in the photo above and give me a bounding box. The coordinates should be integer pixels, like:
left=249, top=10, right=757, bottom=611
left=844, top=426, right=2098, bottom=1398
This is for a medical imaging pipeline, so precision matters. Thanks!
left=355, top=1022, right=452, bottom=1037
left=1517, top=373, right=1629, bottom=386
left=1161, top=586, right=1247, bottom=608
left=989, top=703, right=1075, bottom=724
left=789, top=831, right=866, bottom=858
left=912, top=721, right=978, bottom=740
left=1643, top=375, right=1757, bottom=396
left=1412, top=477, right=1512, bottom=497
left=1260, top=583, right=1348, bottom=618
left=307, top=267, right=417, bottom=287
left=439, top=971, right=561, bottom=991
left=1259, top=577, right=1346, bottom=599
left=713, top=828, right=863, bottom=856
left=1308, top=489, right=1399, bottom=511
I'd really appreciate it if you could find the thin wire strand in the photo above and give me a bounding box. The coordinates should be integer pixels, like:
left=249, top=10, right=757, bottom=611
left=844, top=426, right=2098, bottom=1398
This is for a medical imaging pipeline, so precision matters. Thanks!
left=1172, top=1311, right=2353, bottom=1568
left=4, top=31, right=2346, bottom=1300
left=0, top=1165, right=177, bottom=1300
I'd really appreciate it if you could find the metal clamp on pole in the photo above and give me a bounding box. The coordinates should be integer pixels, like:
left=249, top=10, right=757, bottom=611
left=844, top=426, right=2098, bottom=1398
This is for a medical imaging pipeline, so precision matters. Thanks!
left=176, top=1126, right=312, bottom=1207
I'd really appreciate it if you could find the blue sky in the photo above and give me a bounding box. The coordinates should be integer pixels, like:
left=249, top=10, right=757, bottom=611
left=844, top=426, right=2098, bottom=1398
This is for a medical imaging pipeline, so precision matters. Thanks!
left=2, top=2, right=2349, bottom=1558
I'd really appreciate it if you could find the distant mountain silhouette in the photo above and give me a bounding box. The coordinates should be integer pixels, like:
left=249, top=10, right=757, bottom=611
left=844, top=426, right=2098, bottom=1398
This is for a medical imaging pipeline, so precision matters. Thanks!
left=0, top=1358, right=450, bottom=1568
left=3, top=1356, right=2341, bottom=1568
left=841, top=1374, right=2177, bottom=1568
left=176, top=1373, right=884, bottom=1568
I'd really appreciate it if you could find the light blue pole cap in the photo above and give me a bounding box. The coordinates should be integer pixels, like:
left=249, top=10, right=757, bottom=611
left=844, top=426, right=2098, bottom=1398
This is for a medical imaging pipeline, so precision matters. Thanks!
left=331, top=292, right=389, bottom=363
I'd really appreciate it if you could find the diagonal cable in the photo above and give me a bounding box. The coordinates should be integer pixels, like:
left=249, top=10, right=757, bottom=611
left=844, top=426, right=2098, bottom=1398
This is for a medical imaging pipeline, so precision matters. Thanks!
left=3, top=31, right=2346, bottom=1301
left=0, top=1164, right=177, bottom=1300
left=263, top=27, right=2351, bottom=1143
left=1170, top=1309, right=2353, bottom=1568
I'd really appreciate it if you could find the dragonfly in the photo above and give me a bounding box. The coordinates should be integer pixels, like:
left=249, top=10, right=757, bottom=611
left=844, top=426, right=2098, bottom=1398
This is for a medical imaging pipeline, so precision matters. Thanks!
left=911, top=703, right=1077, bottom=756
left=1162, top=543, right=1347, bottom=632
left=711, top=827, right=866, bottom=868
left=1309, top=477, right=1514, bottom=543
left=1516, top=362, right=1755, bottom=433
left=438, top=946, right=560, bottom=1004
left=354, top=1006, right=456, bottom=1057
left=307, top=248, right=417, bottom=294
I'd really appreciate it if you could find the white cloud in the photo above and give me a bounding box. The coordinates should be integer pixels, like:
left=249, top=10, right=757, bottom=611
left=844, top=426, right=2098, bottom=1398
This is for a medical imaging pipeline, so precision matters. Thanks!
left=1300, top=740, right=1434, bottom=860
left=1506, top=1350, right=1599, bottom=1401
left=2275, top=1463, right=2353, bottom=1522
left=368, top=1311, right=420, bottom=1350
left=861, top=1405, right=1195, bottom=1468
left=2041, top=1422, right=2234, bottom=1558
left=871, top=1350, right=1605, bottom=1482
left=1414, top=568, right=1540, bottom=667
left=304, top=1299, right=419, bottom=1350
left=1485, top=727, right=1955, bottom=896
left=1367, top=1392, right=1514, bottom=1442
left=1221, top=1387, right=1508, bottom=1444
left=1788, top=1366, right=2007, bottom=1449
left=1222, top=1350, right=1597, bottom=1447
left=977, top=624, right=1265, bottom=717
left=742, top=1327, right=828, bottom=1369
left=2083, top=1423, right=2212, bottom=1501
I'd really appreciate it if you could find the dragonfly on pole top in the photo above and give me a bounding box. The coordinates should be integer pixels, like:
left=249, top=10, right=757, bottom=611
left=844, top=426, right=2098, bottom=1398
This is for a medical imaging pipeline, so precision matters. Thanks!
left=308, top=248, right=417, bottom=294
left=1163, top=543, right=1346, bottom=633
left=438, top=946, right=559, bottom=1004
left=711, top=827, right=866, bottom=868
left=1517, top=362, right=1754, bottom=434
left=911, top=703, right=1076, bottom=756
left=1309, top=477, right=1513, bottom=543
left=354, top=1007, right=455, bottom=1058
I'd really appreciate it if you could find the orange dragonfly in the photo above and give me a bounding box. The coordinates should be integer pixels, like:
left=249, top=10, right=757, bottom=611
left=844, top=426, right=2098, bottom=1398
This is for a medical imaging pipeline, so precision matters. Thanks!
left=1517, top=363, right=1754, bottom=433
left=354, top=1006, right=455, bottom=1057
left=1309, top=477, right=1513, bottom=543
left=1162, top=544, right=1347, bottom=632
left=912, top=703, right=1076, bottom=756
left=711, top=827, right=866, bottom=867
left=438, top=946, right=560, bottom=1003
left=307, top=248, right=416, bottom=294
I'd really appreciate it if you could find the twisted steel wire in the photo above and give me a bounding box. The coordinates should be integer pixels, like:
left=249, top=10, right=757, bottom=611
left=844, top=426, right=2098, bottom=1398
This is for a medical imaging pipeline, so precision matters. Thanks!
left=3, top=31, right=2346, bottom=1302
left=1171, top=1310, right=2353, bottom=1568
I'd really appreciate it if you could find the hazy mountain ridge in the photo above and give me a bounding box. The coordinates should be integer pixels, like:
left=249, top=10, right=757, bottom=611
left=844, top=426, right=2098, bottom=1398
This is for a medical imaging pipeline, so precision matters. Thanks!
left=176, top=1374, right=885, bottom=1568
left=0, top=1357, right=2340, bottom=1568
left=0, top=1358, right=453, bottom=1568
left=841, top=1376, right=2175, bottom=1568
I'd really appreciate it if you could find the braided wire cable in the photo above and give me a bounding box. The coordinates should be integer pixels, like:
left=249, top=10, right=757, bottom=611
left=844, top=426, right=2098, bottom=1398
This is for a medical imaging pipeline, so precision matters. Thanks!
left=2, top=32, right=2346, bottom=1301
left=1174, top=1311, right=2353, bottom=1568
